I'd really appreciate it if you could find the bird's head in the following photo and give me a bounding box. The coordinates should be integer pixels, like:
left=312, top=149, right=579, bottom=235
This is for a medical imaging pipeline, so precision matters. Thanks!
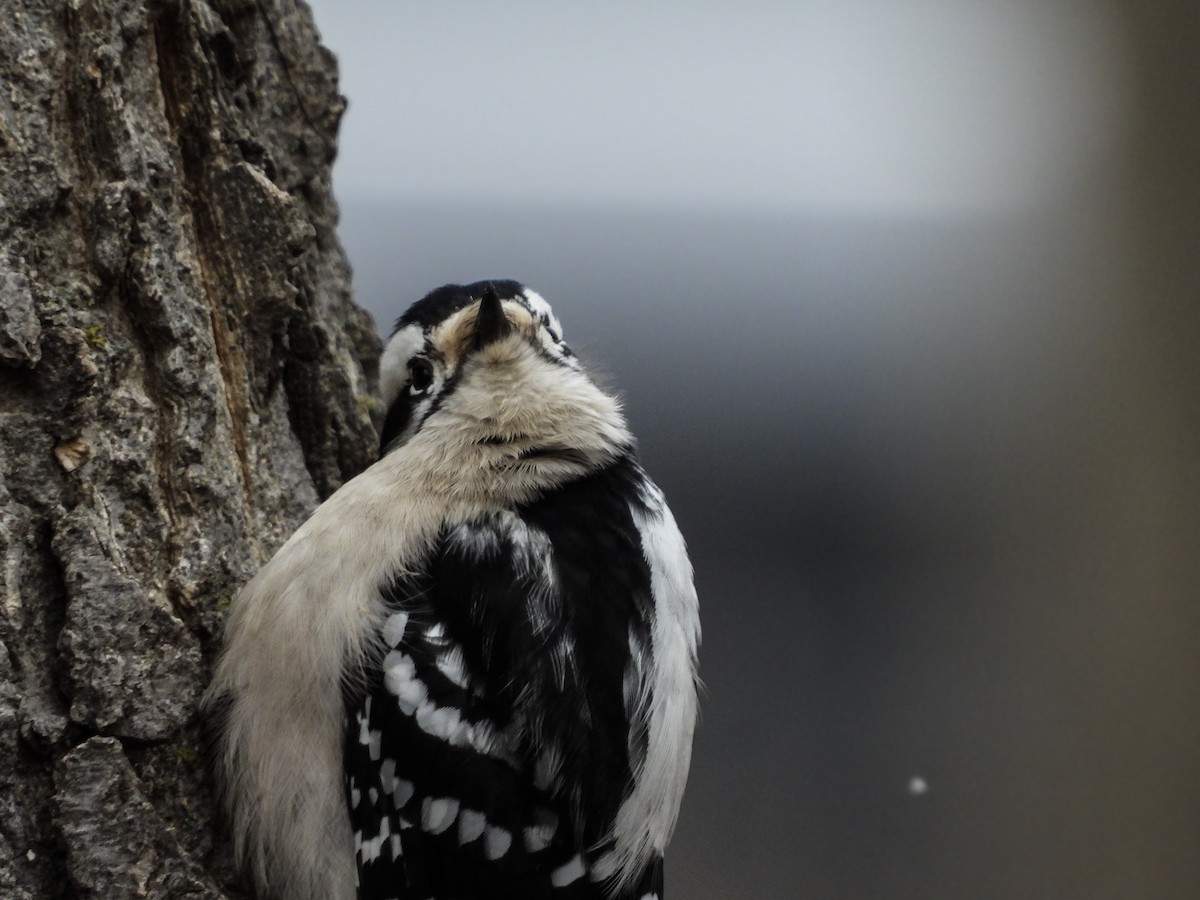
left=377, top=280, right=632, bottom=500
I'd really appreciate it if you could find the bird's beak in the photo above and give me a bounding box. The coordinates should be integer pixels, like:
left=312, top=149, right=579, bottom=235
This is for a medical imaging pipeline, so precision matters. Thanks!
left=473, top=284, right=513, bottom=349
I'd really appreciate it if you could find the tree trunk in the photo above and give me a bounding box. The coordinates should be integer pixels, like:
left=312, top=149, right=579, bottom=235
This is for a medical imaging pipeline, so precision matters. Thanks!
left=0, top=1, right=380, bottom=896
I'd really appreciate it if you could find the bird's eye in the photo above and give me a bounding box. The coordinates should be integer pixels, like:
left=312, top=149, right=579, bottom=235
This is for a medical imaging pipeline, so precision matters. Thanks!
left=408, top=358, right=434, bottom=393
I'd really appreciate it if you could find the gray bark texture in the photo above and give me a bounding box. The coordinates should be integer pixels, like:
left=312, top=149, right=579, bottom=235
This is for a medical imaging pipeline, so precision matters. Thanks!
left=0, top=1, right=381, bottom=896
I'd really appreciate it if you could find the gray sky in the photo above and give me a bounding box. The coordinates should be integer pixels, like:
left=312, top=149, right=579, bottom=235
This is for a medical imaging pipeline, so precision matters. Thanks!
left=307, top=0, right=1127, bottom=217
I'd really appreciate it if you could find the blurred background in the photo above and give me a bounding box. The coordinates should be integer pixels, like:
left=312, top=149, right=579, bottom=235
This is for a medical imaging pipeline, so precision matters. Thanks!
left=305, top=2, right=1199, bottom=897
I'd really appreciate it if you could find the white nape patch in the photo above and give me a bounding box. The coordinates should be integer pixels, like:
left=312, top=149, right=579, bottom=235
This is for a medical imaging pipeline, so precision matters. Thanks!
left=379, top=758, right=396, bottom=795
left=458, top=809, right=487, bottom=845
left=349, top=782, right=361, bottom=809
left=421, top=797, right=460, bottom=834
left=390, top=832, right=403, bottom=861
left=367, top=729, right=382, bottom=761
left=368, top=787, right=378, bottom=806
left=484, top=825, right=512, bottom=860
left=520, top=288, right=559, bottom=333
left=550, top=854, right=586, bottom=887
left=379, top=324, right=424, bottom=407
left=520, top=288, right=580, bottom=369
left=382, top=612, right=409, bottom=648
left=393, top=778, right=415, bottom=808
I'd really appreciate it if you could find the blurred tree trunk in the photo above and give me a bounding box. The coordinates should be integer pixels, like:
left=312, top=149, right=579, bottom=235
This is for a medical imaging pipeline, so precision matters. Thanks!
left=0, top=1, right=380, bottom=896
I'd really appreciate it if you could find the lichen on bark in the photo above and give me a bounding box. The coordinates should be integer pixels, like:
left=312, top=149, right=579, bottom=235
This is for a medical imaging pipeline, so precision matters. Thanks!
left=0, top=1, right=380, bottom=895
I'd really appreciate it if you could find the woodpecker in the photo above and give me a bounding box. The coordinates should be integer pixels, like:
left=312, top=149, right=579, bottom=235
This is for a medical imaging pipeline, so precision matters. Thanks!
left=207, top=281, right=700, bottom=900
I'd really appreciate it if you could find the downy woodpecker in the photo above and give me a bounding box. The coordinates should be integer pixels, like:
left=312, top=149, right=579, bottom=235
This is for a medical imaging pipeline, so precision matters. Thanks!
left=208, top=281, right=700, bottom=900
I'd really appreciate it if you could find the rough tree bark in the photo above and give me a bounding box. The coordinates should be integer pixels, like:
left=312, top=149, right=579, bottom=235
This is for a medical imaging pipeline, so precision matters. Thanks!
left=0, top=1, right=381, bottom=896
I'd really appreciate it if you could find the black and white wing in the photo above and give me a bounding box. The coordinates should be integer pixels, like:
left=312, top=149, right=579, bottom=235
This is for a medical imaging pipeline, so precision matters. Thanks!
left=344, top=456, right=699, bottom=900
